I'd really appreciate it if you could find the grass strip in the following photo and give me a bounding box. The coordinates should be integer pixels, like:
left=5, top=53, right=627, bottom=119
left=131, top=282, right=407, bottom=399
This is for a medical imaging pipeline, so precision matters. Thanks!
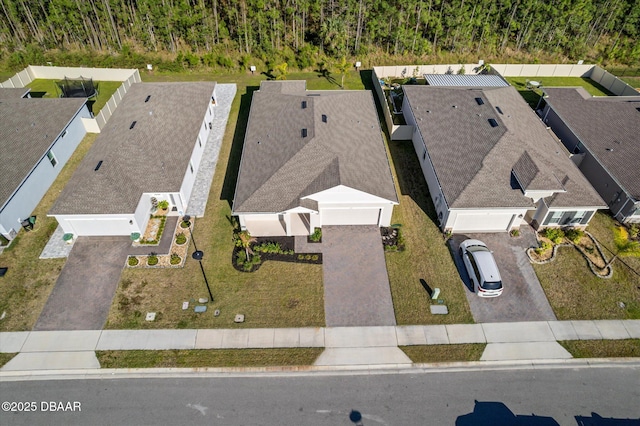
left=558, top=339, right=640, bottom=358
left=0, top=353, right=17, bottom=368
left=96, top=348, right=324, bottom=369
left=400, top=344, right=486, bottom=363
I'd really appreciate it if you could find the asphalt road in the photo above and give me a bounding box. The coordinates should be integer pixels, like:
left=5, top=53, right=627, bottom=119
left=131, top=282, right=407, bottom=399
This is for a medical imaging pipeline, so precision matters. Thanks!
left=1, top=365, right=639, bottom=425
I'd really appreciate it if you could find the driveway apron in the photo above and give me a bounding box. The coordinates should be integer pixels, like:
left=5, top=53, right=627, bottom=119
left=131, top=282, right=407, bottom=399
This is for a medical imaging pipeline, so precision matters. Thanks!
left=34, top=236, right=131, bottom=331
left=321, top=226, right=397, bottom=327
left=451, top=227, right=556, bottom=323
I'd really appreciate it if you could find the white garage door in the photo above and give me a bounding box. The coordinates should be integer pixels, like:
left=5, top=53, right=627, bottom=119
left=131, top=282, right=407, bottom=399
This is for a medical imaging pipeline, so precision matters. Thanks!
left=453, top=213, right=514, bottom=232
left=67, top=218, right=131, bottom=236
left=322, top=208, right=381, bottom=226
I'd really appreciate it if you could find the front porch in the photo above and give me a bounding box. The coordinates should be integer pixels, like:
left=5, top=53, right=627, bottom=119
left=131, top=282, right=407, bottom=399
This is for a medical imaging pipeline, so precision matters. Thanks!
left=242, top=213, right=312, bottom=237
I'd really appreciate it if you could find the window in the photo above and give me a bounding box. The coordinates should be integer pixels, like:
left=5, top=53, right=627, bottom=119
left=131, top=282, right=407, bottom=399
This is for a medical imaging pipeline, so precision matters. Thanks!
left=467, top=253, right=481, bottom=282
left=47, top=150, right=57, bottom=167
left=488, top=118, right=499, bottom=127
left=544, top=210, right=563, bottom=225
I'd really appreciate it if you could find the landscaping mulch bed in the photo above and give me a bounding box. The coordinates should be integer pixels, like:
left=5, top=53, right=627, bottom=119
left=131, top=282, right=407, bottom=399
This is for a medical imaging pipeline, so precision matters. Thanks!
left=380, top=226, right=405, bottom=251
left=231, top=236, right=322, bottom=273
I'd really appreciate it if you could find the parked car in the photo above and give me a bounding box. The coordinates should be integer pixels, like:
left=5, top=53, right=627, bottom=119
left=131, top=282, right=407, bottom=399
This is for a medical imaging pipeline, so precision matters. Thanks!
left=459, top=239, right=503, bottom=297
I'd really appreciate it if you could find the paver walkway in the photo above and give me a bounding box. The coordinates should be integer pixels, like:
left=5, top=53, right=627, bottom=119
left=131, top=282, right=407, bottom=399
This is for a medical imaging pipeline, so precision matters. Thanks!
left=33, top=236, right=131, bottom=331
left=451, top=226, right=556, bottom=323
left=321, top=226, right=396, bottom=327
left=2, top=320, right=639, bottom=371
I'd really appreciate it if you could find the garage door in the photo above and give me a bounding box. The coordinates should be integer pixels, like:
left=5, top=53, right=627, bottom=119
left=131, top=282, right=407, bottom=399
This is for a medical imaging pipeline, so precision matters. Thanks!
left=67, top=218, right=131, bottom=236
left=322, top=208, right=381, bottom=226
left=453, top=213, right=514, bottom=232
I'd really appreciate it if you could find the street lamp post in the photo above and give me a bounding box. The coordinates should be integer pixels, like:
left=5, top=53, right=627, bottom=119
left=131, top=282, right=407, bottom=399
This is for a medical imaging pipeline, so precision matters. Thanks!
left=183, top=215, right=214, bottom=302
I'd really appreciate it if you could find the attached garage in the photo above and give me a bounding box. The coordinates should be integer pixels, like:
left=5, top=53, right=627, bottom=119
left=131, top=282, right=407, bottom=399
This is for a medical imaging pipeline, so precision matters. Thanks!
left=451, top=212, right=516, bottom=233
left=321, top=207, right=381, bottom=226
left=59, top=217, right=132, bottom=236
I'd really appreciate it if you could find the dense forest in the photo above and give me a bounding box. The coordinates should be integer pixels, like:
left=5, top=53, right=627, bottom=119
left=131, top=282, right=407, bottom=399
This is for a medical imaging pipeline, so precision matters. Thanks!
left=0, top=0, right=639, bottom=71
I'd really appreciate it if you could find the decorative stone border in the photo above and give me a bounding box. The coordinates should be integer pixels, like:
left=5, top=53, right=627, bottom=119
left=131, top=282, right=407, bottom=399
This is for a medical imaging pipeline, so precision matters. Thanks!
left=526, top=231, right=612, bottom=279
left=125, top=219, right=192, bottom=269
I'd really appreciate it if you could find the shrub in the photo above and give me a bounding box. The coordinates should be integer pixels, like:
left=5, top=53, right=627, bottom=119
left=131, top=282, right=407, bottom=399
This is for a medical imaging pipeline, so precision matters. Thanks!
left=251, top=254, right=262, bottom=265
left=535, top=240, right=552, bottom=255
left=510, top=229, right=520, bottom=237
left=629, top=225, right=639, bottom=239
left=543, top=228, right=565, bottom=244
left=170, top=253, right=181, bottom=265
left=175, top=233, right=187, bottom=245
left=236, top=250, right=247, bottom=265
left=305, top=254, right=312, bottom=260
left=147, top=254, right=158, bottom=266
left=298, top=254, right=305, bottom=260
left=565, top=228, right=584, bottom=244
left=385, top=244, right=398, bottom=251
left=309, top=228, right=322, bottom=242
left=128, top=256, right=139, bottom=266
left=311, top=254, right=319, bottom=261
left=180, top=220, right=191, bottom=229
left=158, top=200, right=169, bottom=210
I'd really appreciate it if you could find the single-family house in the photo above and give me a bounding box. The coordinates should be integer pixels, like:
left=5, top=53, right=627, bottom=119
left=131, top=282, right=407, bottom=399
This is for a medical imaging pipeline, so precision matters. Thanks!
left=401, top=85, right=606, bottom=233
left=1, top=88, right=90, bottom=240
left=232, top=80, right=398, bottom=236
left=49, top=82, right=217, bottom=236
left=540, top=87, right=640, bottom=223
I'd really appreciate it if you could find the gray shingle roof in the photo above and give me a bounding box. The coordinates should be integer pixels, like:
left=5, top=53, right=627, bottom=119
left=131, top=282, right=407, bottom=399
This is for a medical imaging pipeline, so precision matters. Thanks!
left=50, top=82, right=216, bottom=215
left=403, top=85, right=605, bottom=209
left=543, top=87, right=640, bottom=199
left=0, top=97, right=87, bottom=209
left=0, top=88, right=31, bottom=99
left=233, top=80, right=398, bottom=213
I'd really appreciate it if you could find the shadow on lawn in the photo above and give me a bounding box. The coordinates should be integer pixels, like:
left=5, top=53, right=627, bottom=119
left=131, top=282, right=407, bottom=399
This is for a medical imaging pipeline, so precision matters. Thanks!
left=220, top=85, right=259, bottom=206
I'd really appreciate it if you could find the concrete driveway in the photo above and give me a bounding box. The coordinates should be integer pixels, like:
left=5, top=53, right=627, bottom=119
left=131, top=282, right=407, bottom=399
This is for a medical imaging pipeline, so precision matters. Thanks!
left=321, top=226, right=397, bottom=327
left=450, top=227, right=556, bottom=323
left=34, top=236, right=131, bottom=330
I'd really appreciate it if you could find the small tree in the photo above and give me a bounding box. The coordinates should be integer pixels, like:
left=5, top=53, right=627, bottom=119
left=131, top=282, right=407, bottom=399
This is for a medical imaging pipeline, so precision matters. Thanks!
left=274, top=62, right=288, bottom=80
left=604, top=227, right=640, bottom=268
left=336, top=56, right=349, bottom=89
left=237, top=231, right=257, bottom=261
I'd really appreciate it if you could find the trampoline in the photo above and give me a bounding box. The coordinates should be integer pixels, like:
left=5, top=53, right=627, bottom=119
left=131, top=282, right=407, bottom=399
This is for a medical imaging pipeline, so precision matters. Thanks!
left=56, top=76, right=98, bottom=98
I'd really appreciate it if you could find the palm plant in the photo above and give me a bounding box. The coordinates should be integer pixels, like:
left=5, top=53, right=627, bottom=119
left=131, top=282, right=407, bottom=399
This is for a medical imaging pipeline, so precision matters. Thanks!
left=604, top=227, right=640, bottom=268
left=237, top=231, right=256, bottom=261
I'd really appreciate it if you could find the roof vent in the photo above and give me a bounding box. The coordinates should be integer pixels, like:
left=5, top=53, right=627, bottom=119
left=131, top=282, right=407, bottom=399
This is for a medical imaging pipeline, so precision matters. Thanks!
left=452, top=105, right=458, bottom=108
left=130, top=121, right=137, bottom=130
left=488, top=118, right=499, bottom=127
left=145, top=95, right=151, bottom=103
left=94, top=160, right=103, bottom=171
left=606, top=148, right=614, bottom=152
left=475, top=97, right=484, bottom=105
left=496, top=106, right=504, bottom=114
left=322, top=114, right=327, bottom=123
left=302, top=101, right=307, bottom=109
left=302, top=128, right=308, bottom=138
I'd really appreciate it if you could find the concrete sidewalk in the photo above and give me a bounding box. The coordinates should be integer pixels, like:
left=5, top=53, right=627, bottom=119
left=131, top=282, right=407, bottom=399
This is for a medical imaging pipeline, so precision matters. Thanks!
left=2, top=320, right=639, bottom=371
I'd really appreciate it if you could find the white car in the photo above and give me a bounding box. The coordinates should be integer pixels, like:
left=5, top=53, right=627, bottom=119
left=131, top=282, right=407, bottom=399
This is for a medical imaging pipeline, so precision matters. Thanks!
left=459, top=239, right=503, bottom=297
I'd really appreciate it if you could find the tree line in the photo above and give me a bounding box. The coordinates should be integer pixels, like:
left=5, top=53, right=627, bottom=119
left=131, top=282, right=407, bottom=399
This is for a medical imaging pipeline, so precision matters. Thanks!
left=0, top=0, right=638, bottom=71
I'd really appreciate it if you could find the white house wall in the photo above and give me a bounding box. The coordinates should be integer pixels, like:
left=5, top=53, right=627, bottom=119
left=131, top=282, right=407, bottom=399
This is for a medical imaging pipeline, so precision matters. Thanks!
left=0, top=105, right=90, bottom=239
left=402, top=95, right=450, bottom=229
left=179, top=91, right=215, bottom=216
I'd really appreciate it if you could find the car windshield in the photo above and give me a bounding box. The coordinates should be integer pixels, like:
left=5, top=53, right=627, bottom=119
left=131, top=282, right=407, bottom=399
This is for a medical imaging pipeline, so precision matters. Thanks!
left=481, top=281, right=503, bottom=290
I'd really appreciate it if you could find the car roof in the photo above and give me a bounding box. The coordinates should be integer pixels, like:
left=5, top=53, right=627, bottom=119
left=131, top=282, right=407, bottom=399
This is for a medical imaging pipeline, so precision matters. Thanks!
left=471, top=250, right=502, bottom=282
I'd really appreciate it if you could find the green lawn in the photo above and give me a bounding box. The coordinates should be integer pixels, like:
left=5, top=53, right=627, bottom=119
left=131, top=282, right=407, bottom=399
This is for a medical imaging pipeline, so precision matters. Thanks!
left=97, top=348, right=323, bottom=368
left=384, top=140, right=474, bottom=325
left=533, top=212, right=640, bottom=320
left=400, top=344, right=486, bottom=363
left=0, top=353, right=17, bottom=368
left=0, top=133, right=98, bottom=331
left=559, top=339, right=640, bottom=358
left=506, top=76, right=613, bottom=108
left=620, top=77, right=640, bottom=89
left=106, top=73, right=333, bottom=330
left=26, top=79, right=121, bottom=114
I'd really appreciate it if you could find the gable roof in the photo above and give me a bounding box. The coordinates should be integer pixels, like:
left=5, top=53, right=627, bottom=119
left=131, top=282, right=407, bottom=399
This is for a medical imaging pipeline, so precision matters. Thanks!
left=233, top=80, right=398, bottom=213
left=0, top=87, right=31, bottom=99
left=543, top=87, right=640, bottom=200
left=403, top=85, right=605, bottom=209
left=0, top=96, right=87, bottom=209
left=50, top=82, right=215, bottom=215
